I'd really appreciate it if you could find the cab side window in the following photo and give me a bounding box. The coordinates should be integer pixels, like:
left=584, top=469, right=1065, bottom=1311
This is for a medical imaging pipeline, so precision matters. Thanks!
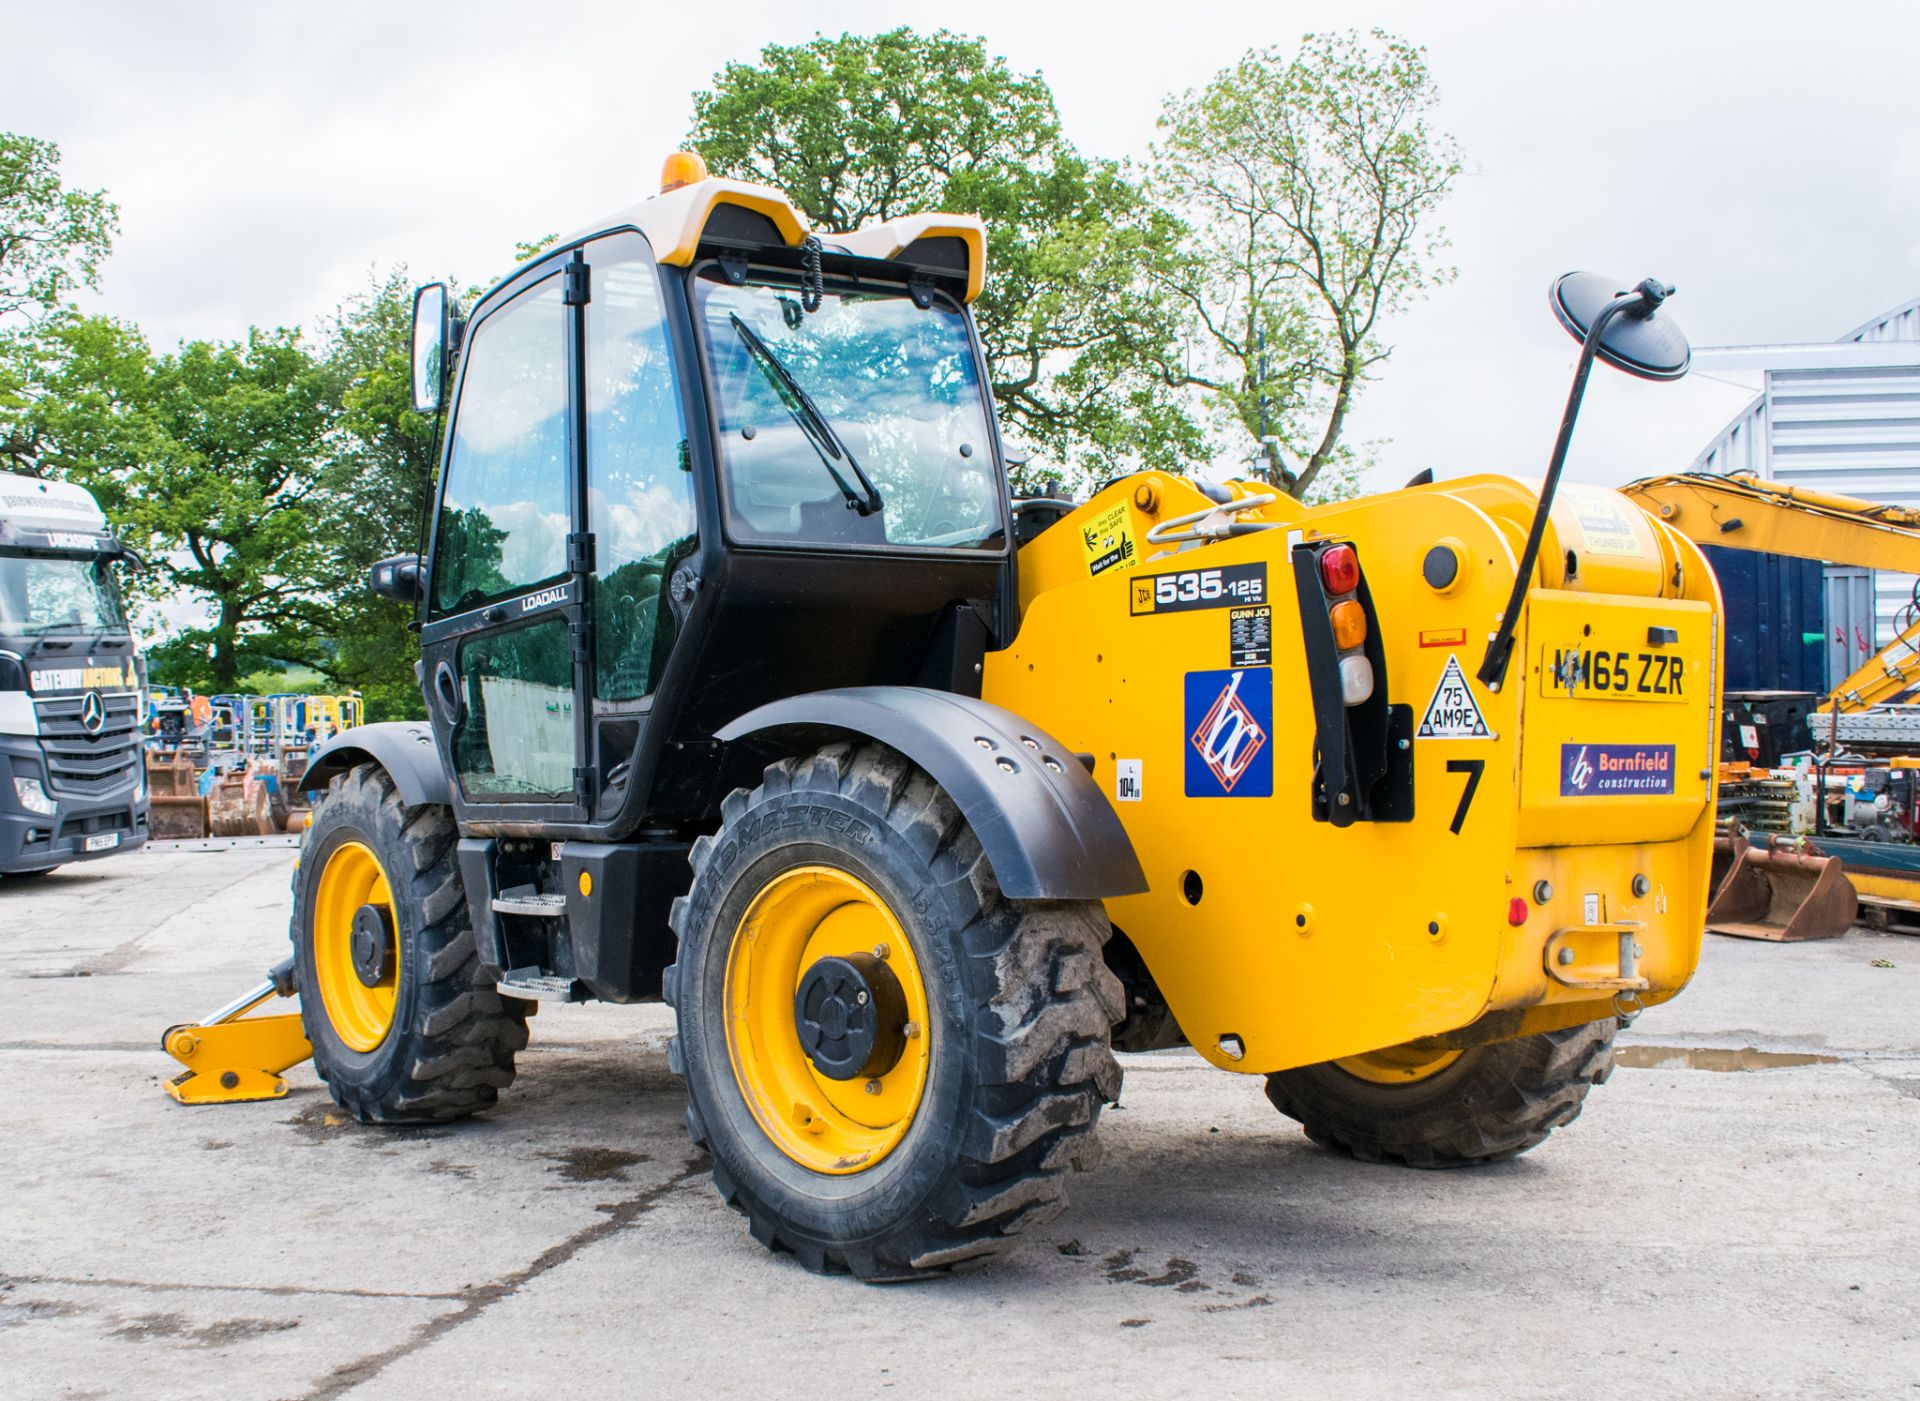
left=585, top=237, right=695, bottom=701
left=430, top=274, right=570, bottom=617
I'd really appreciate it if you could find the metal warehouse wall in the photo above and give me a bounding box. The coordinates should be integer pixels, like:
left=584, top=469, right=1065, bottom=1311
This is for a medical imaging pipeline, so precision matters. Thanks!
left=1694, top=298, right=1920, bottom=678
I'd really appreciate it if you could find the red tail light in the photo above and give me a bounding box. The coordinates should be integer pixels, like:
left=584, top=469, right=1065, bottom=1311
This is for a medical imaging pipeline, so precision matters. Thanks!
left=1320, top=543, right=1359, bottom=595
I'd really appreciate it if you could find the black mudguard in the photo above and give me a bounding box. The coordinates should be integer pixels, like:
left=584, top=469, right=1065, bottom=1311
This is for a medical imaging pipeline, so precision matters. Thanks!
left=299, top=721, right=451, bottom=808
left=717, top=686, right=1147, bottom=902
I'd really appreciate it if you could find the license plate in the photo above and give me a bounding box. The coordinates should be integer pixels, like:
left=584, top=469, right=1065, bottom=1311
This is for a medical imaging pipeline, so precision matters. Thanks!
left=1540, top=644, right=1689, bottom=702
left=85, top=833, right=119, bottom=852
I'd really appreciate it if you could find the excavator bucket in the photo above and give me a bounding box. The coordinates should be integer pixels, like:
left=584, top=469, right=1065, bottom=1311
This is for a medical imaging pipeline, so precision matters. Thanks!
left=208, top=768, right=277, bottom=836
left=146, top=749, right=210, bottom=840
left=1705, top=843, right=1858, bottom=942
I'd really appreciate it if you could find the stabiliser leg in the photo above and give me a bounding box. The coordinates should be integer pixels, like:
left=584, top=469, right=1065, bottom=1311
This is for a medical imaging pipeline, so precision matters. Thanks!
left=162, top=957, right=313, bottom=1104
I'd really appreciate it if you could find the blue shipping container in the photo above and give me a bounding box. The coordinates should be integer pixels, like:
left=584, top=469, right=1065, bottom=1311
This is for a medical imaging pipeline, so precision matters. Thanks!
left=1702, top=545, right=1827, bottom=693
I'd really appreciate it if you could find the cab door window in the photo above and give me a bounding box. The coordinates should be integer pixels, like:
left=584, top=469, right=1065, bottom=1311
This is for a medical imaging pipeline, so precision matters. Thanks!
left=585, top=237, right=696, bottom=701
left=430, top=274, right=570, bottom=617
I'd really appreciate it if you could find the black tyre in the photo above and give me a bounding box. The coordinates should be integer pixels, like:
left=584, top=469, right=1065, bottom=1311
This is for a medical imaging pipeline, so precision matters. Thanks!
left=1263, top=1019, right=1617, bottom=1167
left=291, top=763, right=528, bottom=1122
left=666, top=741, right=1123, bottom=1280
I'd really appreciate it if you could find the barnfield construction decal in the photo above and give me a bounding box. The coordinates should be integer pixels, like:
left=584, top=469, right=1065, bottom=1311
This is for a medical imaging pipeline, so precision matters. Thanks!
left=1559, top=743, right=1675, bottom=796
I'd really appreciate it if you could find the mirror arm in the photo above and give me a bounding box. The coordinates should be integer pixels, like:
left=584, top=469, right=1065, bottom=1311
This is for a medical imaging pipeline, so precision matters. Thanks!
left=1476, top=287, right=1651, bottom=690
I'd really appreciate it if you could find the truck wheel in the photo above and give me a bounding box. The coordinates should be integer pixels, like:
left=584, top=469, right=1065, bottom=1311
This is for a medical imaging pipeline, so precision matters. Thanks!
left=1263, top=1019, right=1616, bottom=1167
left=291, top=763, right=528, bottom=1123
left=666, top=742, right=1123, bottom=1280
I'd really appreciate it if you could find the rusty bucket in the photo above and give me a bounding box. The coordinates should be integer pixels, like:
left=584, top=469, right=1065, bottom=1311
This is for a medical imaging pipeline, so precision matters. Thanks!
left=1706, top=843, right=1857, bottom=942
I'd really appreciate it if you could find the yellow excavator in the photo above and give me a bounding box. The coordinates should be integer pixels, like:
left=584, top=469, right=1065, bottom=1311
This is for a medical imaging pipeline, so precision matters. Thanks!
left=1622, top=471, right=1920, bottom=938
left=162, top=154, right=1723, bottom=1279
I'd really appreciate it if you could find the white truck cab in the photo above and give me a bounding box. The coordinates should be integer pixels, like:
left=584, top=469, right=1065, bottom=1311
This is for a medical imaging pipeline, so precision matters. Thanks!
left=0, top=473, right=149, bottom=875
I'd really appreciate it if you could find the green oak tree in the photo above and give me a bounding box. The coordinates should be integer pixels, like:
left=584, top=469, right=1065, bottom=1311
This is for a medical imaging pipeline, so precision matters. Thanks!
left=0, top=132, right=120, bottom=475
left=1153, top=31, right=1462, bottom=499
left=25, top=316, right=350, bottom=692
left=689, top=28, right=1202, bottom=487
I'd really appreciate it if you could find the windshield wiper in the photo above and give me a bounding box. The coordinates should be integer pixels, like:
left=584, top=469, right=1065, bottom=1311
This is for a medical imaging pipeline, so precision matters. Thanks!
left=729, top=313, right=884, bottom=517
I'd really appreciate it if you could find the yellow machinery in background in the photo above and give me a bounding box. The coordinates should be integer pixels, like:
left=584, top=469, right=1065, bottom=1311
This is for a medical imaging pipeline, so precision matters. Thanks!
left=1622, top=472, right=1920, bottom=936
left=165, top=163, right=1721, bottom=1280
left=1623, top=473, right=1920, bottom=718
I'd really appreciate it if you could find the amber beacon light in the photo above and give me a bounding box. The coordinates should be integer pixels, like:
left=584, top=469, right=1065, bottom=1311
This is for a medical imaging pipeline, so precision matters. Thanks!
left=661, top=150, right=709, bottom=192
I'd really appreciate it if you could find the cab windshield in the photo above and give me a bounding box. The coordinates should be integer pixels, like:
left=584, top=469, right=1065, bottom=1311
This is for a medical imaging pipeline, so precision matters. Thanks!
left=695, top=275, right=1004, bottom=551
left=0, top=552, right=128, bottom=634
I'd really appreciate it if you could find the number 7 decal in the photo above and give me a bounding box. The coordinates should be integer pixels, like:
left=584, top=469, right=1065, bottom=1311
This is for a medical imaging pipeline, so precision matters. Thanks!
left=1446, top=758, right=1485, bottom=835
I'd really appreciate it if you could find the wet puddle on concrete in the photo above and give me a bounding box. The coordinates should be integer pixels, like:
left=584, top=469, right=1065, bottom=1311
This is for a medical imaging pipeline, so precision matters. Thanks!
left=1615, top=1045, right=1840, bottom=1072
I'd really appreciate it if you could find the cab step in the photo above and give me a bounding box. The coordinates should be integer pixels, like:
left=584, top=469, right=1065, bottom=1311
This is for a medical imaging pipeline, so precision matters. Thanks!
left=495, top=968, right=586, bottom=1002
left=493, top=887, right=567, bottom=917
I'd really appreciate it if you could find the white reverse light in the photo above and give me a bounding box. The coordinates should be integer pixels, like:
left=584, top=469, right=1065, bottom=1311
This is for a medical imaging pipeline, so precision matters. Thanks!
left=1338, top=654, right=1375, bottom=706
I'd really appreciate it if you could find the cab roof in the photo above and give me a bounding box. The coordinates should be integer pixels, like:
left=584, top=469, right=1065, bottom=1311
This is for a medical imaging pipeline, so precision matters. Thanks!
left=559, top=161, right=987, bottom=304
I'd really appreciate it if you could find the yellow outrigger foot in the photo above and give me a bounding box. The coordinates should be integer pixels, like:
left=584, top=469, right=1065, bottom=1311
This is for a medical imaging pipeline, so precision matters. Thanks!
left=162, top=958, right=313, bottom=1104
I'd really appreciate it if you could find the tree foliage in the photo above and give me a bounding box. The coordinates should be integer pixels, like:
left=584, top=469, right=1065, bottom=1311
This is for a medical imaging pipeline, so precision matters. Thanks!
left=316, top=271, right=442, bottom=717
left=689, top=28, right=1201, bottom=485
left=30, top=318, right=351, bottom=691
left=1153, top=31, right=1461, bottom=498
left=0, top=133, right=116, bottom=328
left=0, top=134, right=119, bottom=474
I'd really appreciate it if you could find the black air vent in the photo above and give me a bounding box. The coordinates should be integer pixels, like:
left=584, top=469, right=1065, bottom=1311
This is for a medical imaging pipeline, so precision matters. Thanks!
left=901, top=235, right=969, bottom=277
left=701, top=203, right=785, bottom=250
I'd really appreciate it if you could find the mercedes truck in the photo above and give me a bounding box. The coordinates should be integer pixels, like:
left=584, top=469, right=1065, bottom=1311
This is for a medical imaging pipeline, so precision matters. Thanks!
left=0, top=472, right=149, bottom=876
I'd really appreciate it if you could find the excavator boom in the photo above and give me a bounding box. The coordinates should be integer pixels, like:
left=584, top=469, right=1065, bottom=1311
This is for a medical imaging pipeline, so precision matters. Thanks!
left=1622, top=472, right=1920, bottom=715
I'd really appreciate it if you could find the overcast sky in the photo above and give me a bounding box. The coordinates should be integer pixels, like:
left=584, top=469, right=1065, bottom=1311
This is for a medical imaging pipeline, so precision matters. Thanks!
left=4, top=0, right=1915, bottom=497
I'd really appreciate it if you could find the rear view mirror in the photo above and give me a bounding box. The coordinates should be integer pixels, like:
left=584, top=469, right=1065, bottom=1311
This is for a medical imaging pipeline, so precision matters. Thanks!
left=411, top=283, right=450, bottom=413
left=1549, top=271, right=1691, bottom=381
left=369, top=553, right=426, bottom=605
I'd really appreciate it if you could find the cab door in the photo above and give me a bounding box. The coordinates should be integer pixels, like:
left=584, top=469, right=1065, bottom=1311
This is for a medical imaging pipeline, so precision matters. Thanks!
left=420, top=255, right=590, bottom=825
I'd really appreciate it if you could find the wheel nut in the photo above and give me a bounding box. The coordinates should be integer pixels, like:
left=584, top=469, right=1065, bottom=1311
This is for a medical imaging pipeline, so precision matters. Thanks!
left=864, top=1078, right=882, bottom=1095
left=872, top=943, right=889, bottom=960
left=856, top=990, right=868, bottom=1005
left=902, top=1021, right=921, bottom=1040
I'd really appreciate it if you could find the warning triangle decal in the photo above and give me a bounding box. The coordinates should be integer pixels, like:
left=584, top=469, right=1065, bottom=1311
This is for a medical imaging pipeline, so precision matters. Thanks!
left=1418, top=653, right=1491, bottom=739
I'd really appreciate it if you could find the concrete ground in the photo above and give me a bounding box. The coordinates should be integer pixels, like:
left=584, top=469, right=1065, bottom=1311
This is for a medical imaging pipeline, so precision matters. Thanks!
left=1, top=844, right=1915, bottom=1401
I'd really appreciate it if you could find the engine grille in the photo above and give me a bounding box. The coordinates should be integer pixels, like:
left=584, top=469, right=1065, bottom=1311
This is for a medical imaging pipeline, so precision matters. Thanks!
left=36, top=692, right=143, bottom=798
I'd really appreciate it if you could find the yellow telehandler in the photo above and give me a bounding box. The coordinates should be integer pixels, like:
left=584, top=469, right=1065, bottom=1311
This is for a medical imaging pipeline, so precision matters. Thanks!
left=162, top=152, right=1722, bottom=1279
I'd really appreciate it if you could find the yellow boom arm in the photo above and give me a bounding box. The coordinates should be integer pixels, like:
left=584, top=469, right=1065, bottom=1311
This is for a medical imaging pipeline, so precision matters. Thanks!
left=1621, top=472, right=1920, bottom=713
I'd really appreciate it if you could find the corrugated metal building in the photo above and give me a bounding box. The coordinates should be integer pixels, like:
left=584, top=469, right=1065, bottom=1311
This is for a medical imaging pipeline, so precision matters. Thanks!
left=1692, top=299, right=1920, bottom=687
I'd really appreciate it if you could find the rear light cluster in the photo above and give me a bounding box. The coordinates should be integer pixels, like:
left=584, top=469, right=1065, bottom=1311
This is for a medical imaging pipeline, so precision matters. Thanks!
left=1318, top=544, right=1374, bottom=705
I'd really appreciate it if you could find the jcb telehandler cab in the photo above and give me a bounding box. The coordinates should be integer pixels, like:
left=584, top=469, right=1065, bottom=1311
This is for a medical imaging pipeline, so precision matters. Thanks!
left=164, top=153, right=1722, bottom=1280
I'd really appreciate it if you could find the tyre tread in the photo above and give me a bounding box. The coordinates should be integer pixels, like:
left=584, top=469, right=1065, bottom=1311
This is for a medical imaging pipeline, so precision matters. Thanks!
left=666, top=743, right=1120, bottom=1279
left=1264, top=1019, right=1616, bottom=1168
left=293, top=763, right=527, bottom=1124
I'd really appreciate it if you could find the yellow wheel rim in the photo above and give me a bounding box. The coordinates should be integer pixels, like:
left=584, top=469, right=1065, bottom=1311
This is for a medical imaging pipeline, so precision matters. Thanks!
left=1334, top=1044, right=1464, bottom=1085
left=724, top=866, right=931, bottom=1175
left=311, top=840, right=400, bottom=1053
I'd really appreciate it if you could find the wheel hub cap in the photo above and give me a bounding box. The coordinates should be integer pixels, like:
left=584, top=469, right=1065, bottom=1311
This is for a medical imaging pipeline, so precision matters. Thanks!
left=794, top=952, right=907, bottom=1081
left=723, top=865, right=933, bottom=1175
left=350, top=903, right=395, bottom=988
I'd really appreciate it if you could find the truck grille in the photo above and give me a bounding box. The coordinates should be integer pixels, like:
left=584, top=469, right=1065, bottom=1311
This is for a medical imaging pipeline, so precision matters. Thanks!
left=36, top=692, right=143, bottom=798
